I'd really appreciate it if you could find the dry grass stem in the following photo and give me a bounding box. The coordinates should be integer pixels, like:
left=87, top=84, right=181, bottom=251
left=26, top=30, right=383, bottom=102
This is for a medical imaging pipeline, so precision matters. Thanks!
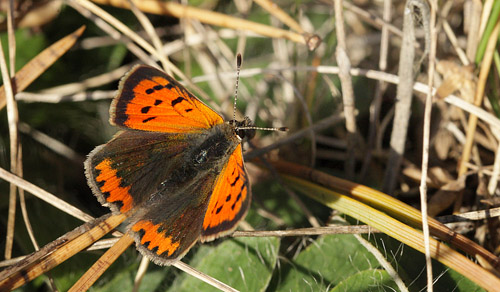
left=354, top=233, right=409, bottom=292
left=253, top=0, right=322, bottom=49
left=0, top=214, right=126, bottom=291
left=436, top=207, right=500, bottom=223
left=360, top=0, right=392, bottom=180
left=246, top=114, right=345, bottom=161
left=421, top=1, right=437, bottom=290
left=334, top=0, right=357, bottom=179
left=18, top=123, right=86, bottom=164
left=132, top=257, right=149, bottom=292
left=41, top=64, right=130, bottom=95
left=458, top=17, right=500, bottom=176
left=0, top=167, right=94, bottom=222
left=68, top=233, right=135, bottom=292
left=383, top=0, right=429, bottom=193
left=232, top=225, right=376, bottom=237
left=16, top=91, right=115, bottom=103
left=126, top=0, right=171, bottom=74
left=91, top=0, right=308, bottom=46
left=0, top=30, right=18, bottom=262
left=173, top=261, right=239, bottom=292
left=69, top=2, right=157, bottom=66
left=254, top=0, right=305, bottom=34
left=0, top=26, right=85, bottom=109
left=488, top=143, right=500, bottom=195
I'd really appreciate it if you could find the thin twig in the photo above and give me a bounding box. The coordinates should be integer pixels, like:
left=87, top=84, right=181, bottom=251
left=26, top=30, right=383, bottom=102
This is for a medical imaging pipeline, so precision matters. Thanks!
left=245, top=114, right=345, bottom=161
left=383, top=0, right=428, bottom=193
left=41, top=64, right=131, bottom=95
left=334, top=0, right=357, bottom=179
left=354, top=234, right=409, bottom=292
left=488, top=142, right=500, bottom=195
left=173, top=261, right=239, bottom=292
left=132, top=257, right=149, bottom=292
left=436, top=207, right=500, bottom=223
left=0, top=167, right=94, bottom=222
left=127, top=0, right=171, bottom=74
left=458, top=18, right=500, bottom=175
left=69, top=2, right=156, bottom=66
left=360, top=0, right=392, bottom=180
left=421, top=1, right=436, bottom=290
left=91, top=0, right=308, bottom=46
left=0, top=26, right=18, bottom=262
left=18, top=123, right=85, bottom=164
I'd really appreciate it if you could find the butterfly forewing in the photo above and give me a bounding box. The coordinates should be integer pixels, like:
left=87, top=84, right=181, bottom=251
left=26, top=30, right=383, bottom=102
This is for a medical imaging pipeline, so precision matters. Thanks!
left=111, top=65, right=224, bottom=132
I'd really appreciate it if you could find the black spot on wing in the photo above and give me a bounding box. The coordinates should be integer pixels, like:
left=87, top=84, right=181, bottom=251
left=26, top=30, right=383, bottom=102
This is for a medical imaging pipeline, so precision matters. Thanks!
left=141, top=106, right=151, bottom=113
left=171, top=96, right=185, bottom=107
left=115, top=200, right=124, bottom=211
left=154, top=99, right=162, bottom=106
left=142, top=116, right=156, bottom=123
left=231, top=175, right=240, bottom=186
left=103, top=191, right=110, bottom=199
left=137, top=228, right=146, bottom=239
left=226, top=195, right=231, bottom=202
left=216, top=206, right=223, bottom=214
left=146, top=88, right=154, bottom=94
left=97, top=179, right=105, bottom=189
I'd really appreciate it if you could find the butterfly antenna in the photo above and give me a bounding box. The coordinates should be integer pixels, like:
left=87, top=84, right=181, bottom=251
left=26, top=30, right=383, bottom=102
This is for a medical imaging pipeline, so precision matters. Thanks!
left=238, top=125, right=289, bottom=132
left=233, top=53, right=242, bottom=123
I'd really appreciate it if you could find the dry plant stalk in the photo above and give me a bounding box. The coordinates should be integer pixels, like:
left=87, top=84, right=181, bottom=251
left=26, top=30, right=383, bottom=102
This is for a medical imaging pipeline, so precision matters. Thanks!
left=383, top=0, right=429, bottom=193
left=90, top=0, right=314, bottom=47
left=334, top=0, right=357, bottom=179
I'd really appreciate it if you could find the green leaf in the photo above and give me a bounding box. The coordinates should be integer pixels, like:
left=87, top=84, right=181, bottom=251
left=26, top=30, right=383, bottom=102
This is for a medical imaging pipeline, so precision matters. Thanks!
left=272, top=234, right=389, bottom=291
left=171, top=237, right=280, bottom=292
left=330, top=269, right=396, bottom=292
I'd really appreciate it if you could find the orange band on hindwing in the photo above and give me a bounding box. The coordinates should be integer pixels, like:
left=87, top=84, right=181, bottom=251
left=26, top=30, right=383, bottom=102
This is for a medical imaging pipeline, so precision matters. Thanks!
left=95, top=159, right=133, bottom=213
left=132, top=221, right=180, bottom=257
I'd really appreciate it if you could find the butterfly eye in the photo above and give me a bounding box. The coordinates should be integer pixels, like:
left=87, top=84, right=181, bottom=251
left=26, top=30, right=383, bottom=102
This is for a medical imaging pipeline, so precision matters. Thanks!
left=236, top=128, right=256, bottom=141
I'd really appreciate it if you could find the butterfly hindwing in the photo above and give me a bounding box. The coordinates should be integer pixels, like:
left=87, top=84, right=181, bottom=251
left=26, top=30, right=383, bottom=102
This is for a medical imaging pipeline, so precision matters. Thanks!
left=130, top=172, right=218, bottom=265
left=201, top=144, right=251, bottom=240
left=111, top=65, right=224, bottom=132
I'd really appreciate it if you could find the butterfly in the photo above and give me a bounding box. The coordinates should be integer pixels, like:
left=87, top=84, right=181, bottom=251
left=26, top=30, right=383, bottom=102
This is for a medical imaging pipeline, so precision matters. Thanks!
left=84, top=62, right=256, bottom=265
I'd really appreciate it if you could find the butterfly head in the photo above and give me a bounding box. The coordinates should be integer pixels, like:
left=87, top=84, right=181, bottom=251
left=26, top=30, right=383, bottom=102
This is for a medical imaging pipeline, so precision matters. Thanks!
left=229, top=117, right=256, bottom=141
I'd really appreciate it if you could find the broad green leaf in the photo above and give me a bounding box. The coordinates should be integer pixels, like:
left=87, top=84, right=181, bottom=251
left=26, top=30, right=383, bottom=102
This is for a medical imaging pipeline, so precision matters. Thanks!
left=330, top=269, right=396, bottom=292
left=272, top=234, right=387, bottom=291
left=171, top=237, right=279, bottom=292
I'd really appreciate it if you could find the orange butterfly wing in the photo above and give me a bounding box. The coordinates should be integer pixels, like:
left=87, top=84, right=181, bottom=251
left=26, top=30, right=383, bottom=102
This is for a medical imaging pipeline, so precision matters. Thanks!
left=111, top=65, right=224, bottom=132
left=201, top=144, right=251, bottom=241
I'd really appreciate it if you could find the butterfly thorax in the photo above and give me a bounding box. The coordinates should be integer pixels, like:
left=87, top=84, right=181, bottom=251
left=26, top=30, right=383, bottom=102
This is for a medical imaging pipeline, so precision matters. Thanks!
left=189, top=123, right=241, bottom=167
